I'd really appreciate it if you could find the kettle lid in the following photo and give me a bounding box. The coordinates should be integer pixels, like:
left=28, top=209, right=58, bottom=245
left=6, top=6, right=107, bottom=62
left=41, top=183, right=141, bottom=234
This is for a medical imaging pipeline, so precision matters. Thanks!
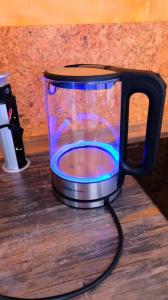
left=44, top=64, right=120, bottom=82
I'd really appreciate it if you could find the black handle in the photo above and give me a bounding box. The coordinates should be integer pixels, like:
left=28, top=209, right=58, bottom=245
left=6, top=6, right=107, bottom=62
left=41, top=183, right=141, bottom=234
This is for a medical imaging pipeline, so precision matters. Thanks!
left=120, top=70, right=166, bottom=175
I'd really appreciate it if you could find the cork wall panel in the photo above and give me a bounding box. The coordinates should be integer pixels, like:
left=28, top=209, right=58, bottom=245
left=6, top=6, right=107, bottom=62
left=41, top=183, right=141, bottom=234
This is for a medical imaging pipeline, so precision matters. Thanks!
left=0, top=22, right=167, bottom=138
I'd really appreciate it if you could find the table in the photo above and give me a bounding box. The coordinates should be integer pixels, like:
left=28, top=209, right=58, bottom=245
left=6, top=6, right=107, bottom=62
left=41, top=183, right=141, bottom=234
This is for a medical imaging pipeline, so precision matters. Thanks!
left=0, top=152, right=168, bottom=299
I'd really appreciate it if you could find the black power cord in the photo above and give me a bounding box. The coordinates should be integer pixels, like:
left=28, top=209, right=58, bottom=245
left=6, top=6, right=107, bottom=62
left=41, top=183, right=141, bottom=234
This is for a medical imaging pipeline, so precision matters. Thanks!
left=0, top=198, right=123, bottom=300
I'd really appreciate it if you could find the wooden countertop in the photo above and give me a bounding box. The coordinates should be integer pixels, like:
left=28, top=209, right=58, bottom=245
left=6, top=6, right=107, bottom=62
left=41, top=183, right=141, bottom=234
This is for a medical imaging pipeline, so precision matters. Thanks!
left=0, top=152, right=168, bottom=299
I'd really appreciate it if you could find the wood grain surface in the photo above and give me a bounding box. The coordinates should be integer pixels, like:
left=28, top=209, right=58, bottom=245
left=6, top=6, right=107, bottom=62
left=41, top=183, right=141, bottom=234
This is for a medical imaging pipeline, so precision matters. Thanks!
left=0, top=152, right=168, bottom=299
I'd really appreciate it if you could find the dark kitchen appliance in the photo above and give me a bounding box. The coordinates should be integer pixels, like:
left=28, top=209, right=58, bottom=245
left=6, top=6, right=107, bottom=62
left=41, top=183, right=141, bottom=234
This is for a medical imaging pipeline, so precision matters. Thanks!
left=0, top=73, right=29, bottom=172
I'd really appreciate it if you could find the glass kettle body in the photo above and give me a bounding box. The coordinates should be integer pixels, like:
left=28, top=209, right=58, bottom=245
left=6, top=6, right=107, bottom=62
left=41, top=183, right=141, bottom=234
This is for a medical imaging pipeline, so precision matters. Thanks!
left=44, top=64, right=166, bottom=208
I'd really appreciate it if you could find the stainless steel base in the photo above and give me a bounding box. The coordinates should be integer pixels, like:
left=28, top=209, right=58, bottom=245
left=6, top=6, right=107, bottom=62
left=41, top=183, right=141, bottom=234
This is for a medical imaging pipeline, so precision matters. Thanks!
left=54, top=187, right=121, bottom=208
left=52, top=171, right=119, bottom=200
left=52, top=170, right=121, bottom=208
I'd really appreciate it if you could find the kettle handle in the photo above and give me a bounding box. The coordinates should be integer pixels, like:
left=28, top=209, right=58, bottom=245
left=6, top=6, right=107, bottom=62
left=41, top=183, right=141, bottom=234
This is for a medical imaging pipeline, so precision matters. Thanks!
left=120, top=70, right=166, bottom=175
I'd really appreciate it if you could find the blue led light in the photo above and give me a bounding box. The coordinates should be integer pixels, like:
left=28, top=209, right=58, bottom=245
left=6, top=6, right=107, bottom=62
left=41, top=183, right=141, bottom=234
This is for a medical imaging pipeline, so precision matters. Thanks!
left=52, top=81, right=115, bottom=91
left=51, top=141, right=119, bottom=183
left=52, top=113, right=119, bottom=155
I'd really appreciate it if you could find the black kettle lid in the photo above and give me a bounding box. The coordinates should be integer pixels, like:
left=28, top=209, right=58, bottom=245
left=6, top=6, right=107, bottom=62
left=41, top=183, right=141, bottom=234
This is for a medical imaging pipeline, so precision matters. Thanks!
left=44, top=64, right=121, bottom=82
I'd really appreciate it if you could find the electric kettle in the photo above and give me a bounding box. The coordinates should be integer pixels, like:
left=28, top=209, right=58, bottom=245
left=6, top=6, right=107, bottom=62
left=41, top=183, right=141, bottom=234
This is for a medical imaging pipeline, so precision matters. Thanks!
left=44, top=64, right=166, bottom=208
